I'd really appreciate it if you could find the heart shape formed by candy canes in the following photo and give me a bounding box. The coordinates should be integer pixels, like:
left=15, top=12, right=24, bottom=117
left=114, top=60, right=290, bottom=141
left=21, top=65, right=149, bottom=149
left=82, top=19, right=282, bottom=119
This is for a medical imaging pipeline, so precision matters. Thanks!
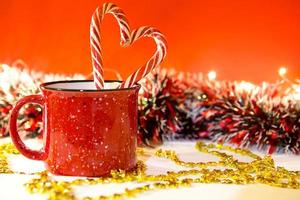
left=90, top=3, right=167, bottom=89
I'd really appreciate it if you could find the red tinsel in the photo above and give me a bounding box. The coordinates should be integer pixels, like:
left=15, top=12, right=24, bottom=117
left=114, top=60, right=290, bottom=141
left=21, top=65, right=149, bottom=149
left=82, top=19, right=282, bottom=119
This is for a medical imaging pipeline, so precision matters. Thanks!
left=138, top=69, right=300, bottom=154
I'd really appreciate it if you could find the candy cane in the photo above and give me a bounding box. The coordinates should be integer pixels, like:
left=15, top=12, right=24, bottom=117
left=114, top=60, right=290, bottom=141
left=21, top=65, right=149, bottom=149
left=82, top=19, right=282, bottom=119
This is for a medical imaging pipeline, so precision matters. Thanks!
left=90, top=3, right=167, bottom=89
left=119, top=26, right=167, bottom=88
left=90, top=3, right=131, bottom=89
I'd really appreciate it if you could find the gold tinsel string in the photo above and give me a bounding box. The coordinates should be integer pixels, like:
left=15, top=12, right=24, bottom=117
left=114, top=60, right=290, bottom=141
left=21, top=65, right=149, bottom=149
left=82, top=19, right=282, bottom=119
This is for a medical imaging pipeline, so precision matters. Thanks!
left=0, top=143, right=19, bottom=174
left=1, top=142, right=300, bottom=200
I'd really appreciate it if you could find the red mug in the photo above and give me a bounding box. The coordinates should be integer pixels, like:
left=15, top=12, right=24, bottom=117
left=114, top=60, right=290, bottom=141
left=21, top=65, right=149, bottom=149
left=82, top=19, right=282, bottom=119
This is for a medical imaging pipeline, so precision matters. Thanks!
left=9, top=80, right=140, bottom=177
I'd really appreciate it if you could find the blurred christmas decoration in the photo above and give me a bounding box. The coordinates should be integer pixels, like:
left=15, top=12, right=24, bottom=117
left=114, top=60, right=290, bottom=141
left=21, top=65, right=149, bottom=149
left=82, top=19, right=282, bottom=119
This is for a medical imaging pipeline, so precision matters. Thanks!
left=1, top=61, right=300, bottom=153
left=138, top=68, right=300, bottom=154
left=0, top=60, right=84, bottom=138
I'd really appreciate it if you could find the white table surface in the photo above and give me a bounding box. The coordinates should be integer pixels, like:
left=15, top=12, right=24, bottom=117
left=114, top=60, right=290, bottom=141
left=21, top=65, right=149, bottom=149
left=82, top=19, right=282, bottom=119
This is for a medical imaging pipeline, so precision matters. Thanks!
left=1, top=138, right=300, bottom=200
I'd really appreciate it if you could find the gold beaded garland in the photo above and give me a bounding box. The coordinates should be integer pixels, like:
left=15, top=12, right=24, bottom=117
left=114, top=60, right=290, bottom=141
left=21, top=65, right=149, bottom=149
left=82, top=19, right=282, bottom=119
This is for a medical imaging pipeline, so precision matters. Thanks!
left=0, top=143, right=19, bottom=174
left=1, top=142, right=300, bottom=200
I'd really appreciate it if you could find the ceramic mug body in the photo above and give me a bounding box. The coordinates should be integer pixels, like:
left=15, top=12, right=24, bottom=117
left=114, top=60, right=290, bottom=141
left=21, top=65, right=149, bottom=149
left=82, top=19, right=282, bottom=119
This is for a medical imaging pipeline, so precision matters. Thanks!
left=9, top=80, right=140, bottom=177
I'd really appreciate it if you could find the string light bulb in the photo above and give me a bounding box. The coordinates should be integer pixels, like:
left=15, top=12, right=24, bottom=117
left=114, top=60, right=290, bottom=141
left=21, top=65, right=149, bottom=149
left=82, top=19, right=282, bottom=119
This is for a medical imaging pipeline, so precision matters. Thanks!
left=208, top=71, right=217, bottom=81
left=278, top=67, right=287, bottom=78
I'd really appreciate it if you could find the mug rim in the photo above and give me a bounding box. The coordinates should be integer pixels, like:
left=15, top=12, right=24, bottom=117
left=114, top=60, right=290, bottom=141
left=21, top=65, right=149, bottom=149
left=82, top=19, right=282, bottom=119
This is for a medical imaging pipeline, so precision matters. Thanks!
left=40, top=80, right=140, bottom=92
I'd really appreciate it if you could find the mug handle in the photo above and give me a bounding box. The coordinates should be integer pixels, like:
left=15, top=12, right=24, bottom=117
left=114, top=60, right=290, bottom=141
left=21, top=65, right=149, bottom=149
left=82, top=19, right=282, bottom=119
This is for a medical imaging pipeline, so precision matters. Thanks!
left=9, top=95, right=48, bottom=160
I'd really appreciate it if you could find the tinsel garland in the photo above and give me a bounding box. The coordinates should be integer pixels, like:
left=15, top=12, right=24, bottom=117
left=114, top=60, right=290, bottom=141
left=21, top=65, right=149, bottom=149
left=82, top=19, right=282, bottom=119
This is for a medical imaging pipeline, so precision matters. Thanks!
left=139, top=70, right=300, bottom=153
left=1, top=63, right=300, bottom=153
left=1, top=141, right=300, bottom=199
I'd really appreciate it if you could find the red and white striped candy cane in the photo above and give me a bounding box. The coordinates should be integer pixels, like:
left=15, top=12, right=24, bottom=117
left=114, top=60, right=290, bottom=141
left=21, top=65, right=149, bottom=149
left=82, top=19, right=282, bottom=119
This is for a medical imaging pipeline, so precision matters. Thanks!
left=119, top=26, right=167, bottom=88
left=90, top=3, right=131, bottom=89
left=91, top=3, right=167, bottom=89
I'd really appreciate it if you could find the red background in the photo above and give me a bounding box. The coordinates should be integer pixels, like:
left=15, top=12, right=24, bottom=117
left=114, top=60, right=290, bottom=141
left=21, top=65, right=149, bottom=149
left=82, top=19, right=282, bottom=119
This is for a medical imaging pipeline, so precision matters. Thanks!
left=0, top=0, right=300, bottom=83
